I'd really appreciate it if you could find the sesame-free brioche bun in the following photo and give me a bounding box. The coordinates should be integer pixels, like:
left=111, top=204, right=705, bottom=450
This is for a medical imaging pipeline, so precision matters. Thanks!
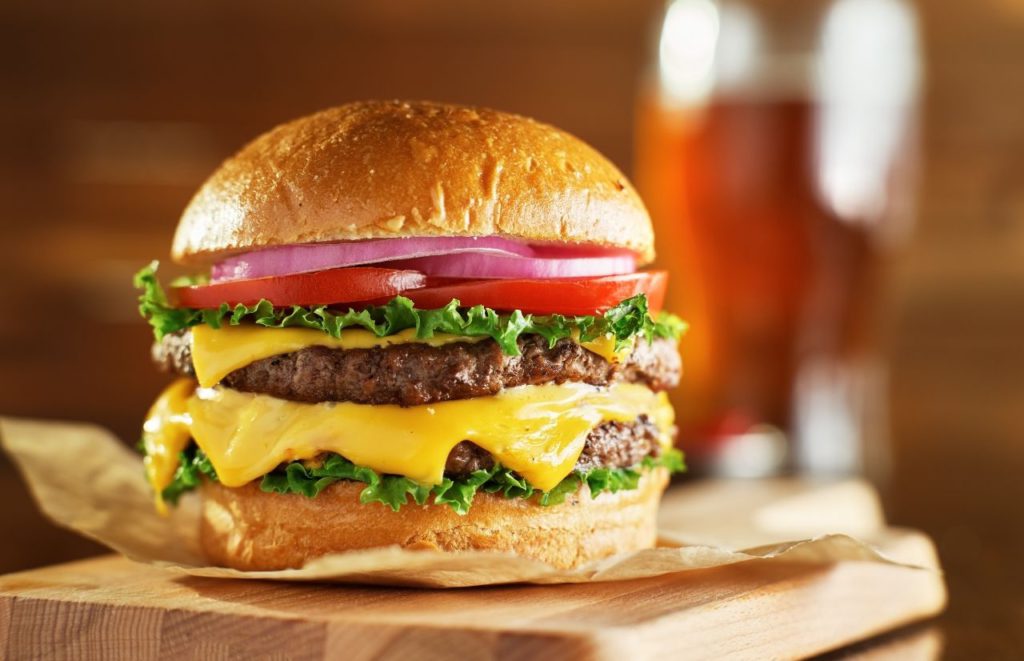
left=199, top=467, right=669, bottom=571
left=172, top=100, right=654, bottom=266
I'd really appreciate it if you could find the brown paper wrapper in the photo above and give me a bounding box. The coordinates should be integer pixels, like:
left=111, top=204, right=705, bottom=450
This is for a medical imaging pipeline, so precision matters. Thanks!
left=1, top=417, right=932, bottom=588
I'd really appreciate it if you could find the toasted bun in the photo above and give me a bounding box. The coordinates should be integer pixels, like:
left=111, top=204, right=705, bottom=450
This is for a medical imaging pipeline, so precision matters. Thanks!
left=173, top=100, right=654, bottom=266
left=200, top=468, right=668, bottom=571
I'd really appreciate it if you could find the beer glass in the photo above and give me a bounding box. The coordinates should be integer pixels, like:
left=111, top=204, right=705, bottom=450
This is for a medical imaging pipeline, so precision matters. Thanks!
left=636, top=0, right=922, bottom=476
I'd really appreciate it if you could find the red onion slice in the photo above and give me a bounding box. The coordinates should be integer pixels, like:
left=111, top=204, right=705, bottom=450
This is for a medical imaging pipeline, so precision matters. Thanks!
left=387, top=251, right=636, bottom=279
left=211, top=236, right=534, bottom=282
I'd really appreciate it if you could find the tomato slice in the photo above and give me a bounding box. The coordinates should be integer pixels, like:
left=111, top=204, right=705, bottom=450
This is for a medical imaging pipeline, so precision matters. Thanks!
left=399, top=272, right=668, bottom=316
left=172, top=267, right=427, bottom=308
left=172, top=267, right=667, bottom=317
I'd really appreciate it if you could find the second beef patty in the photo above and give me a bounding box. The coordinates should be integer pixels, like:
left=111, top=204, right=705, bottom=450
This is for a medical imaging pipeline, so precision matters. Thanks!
left=443, top=415, right=665, bottom=478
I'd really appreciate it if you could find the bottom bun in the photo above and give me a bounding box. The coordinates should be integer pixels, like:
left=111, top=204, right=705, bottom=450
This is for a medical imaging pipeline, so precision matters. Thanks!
left=200, top=468, right=669, bottom=571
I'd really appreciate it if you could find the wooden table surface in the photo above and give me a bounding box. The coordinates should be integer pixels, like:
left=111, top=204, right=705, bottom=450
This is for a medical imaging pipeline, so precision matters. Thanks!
left=0, top=550, right=944, bottom=661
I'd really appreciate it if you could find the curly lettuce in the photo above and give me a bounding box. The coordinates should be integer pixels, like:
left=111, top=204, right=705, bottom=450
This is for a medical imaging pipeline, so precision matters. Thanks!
left=159, top=444, right=218, bottom=506
left=134, top=262, right=686, bottom=356
left=160, top=446, right=685, bottom=515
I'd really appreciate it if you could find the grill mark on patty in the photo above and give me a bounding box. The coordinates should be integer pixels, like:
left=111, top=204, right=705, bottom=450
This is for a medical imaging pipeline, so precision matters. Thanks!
left=154, top=330, right=681, bottom=407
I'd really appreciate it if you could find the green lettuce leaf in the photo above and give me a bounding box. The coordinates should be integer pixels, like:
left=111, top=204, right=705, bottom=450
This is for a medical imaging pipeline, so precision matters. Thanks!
left=134, top=262, right=686, bottom=356
left=160, top=444, right=218, bottom=505
left=159, top=446, right=685, bottom=514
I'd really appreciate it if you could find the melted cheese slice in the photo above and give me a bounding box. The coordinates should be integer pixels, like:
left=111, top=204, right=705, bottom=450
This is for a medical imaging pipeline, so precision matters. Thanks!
left=141, top=377, right=196, bottom=513
left=190, top=325, right=484, bottom=388
left=143, top=381, right=674, bottom=500
left=190, top=325, right=632, bottom=388
left=577, top=332, right=635, bottom=364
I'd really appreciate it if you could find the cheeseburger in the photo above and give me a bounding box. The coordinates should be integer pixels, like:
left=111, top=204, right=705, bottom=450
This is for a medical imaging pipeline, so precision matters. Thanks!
left=136, top=100, right=686, bottom=570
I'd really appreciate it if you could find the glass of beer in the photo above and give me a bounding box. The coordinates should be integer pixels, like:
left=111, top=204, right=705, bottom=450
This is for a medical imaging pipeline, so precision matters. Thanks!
left=635, top=0, right=922, bottom=477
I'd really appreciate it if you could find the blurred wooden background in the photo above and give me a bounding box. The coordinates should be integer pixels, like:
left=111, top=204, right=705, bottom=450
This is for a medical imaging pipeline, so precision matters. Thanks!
left=1, top=1, right=1022, bottom=655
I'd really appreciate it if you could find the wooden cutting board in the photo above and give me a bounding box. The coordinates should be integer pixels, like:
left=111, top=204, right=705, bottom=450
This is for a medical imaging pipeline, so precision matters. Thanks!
left=0, top=480, right=946, bottom=660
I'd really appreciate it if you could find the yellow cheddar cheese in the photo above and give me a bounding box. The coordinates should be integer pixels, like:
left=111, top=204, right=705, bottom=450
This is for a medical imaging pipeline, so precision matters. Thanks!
left=189, top=325, right=634, bottom=388
left=142, top=381, right=674, bottom=502
left=141, top=377, right=196, bottom=513
left=190, top=325, right=483, bottom=388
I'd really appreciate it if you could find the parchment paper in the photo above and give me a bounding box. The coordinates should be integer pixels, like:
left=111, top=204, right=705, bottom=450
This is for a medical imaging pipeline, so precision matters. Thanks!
left=0, top=416, right=931, bottom=587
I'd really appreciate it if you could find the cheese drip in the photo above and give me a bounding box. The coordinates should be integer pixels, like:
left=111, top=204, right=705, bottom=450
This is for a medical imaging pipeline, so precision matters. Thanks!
left=142, top=381, right=674, bottom=499
left=190, top=325, right=632, bottom=388
left=142, top=378, right=196, bottom=513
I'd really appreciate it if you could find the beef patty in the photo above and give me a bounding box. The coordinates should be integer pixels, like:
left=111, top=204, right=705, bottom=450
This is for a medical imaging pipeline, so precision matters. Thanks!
left=283, top=415, right=664, bottom=479
left=444, top=415, right=663, bottom=478
left=155, top=329, right=681, bottom=407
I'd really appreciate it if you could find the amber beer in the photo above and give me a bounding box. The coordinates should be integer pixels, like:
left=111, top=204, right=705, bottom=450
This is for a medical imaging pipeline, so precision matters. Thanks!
left=636, top=96, right=891, bottom=471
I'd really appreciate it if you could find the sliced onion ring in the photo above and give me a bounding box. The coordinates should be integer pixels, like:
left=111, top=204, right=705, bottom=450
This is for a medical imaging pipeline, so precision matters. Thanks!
left=211, top=236, right=534, bottom=282
left=386, top=251, right=636, bottom=279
